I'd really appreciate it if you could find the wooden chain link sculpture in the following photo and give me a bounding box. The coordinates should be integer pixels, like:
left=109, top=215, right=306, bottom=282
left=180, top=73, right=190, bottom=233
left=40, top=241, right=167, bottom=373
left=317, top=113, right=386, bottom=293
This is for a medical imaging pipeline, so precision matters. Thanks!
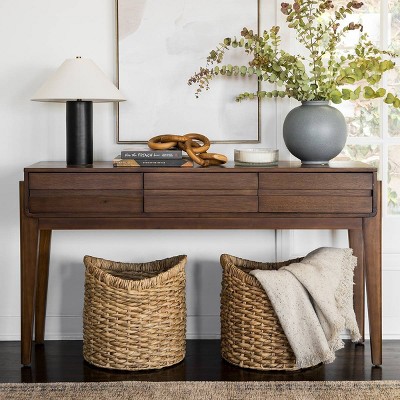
left=148, top=133, right=227, bottom=167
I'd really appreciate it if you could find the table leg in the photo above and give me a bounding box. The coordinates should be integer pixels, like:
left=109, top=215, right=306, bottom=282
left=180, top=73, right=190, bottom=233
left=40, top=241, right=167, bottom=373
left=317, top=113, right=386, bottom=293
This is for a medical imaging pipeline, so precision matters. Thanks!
left=363, top=181, right=382, bottom=366
left=19, top=182, right=39, bottom=366
left=348, top=228, right=365, bottom=341
left=35, top=230, right=52, bottom=344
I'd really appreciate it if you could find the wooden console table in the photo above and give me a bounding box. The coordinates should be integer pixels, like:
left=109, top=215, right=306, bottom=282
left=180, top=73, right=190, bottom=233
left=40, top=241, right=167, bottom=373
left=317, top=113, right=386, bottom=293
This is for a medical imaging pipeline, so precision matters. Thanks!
left=20, top=161, right=382, bottom=366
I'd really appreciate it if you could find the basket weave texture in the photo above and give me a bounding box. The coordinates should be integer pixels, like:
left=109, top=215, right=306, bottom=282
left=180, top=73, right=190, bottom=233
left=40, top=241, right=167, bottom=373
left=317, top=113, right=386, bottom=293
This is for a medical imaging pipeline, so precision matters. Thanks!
left=220, top=253, right=304, bottom=371
left=83, top=255, right=187, bottom=371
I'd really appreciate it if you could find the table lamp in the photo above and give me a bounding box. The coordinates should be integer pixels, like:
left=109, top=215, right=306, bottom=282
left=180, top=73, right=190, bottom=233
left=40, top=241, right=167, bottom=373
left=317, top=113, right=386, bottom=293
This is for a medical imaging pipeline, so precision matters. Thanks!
left=31, top=57, right=126, bottom=166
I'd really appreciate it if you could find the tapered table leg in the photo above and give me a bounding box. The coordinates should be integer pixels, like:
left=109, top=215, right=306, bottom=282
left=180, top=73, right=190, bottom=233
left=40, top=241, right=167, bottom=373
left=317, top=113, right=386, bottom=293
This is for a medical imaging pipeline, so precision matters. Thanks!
left=348, top=228, right=365, bottom=341
left=19, top=182, right=39, bottom=366
left=363, top=181, right=382, bottom=366
left=35, top=230, right=52, bottom=344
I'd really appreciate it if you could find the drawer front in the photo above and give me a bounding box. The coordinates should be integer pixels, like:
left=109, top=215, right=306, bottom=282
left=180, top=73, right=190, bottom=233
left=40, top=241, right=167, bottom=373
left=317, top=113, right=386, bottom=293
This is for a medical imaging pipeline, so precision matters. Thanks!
left=144, top=172, right=258, bottom=213
left=29, top=172, right=143, bottom=190
left=144, top=173, right=258, bottom=190
left=259, top=172, right=373, bottom=190
left=27, top=171, right=143, bottom=215
left=29, top=193, right=143, bottom=214
left=259, top=195, right=372, bottom=214
left=259, top=171, right=374, bottom=214
left=145, top=195, right=258, bottom=213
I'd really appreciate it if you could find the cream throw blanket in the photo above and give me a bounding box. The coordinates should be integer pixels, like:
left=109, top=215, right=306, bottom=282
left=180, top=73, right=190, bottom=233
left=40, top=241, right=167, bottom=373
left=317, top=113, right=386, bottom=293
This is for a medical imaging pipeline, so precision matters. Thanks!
left=250, top=247, right=361, bottom=369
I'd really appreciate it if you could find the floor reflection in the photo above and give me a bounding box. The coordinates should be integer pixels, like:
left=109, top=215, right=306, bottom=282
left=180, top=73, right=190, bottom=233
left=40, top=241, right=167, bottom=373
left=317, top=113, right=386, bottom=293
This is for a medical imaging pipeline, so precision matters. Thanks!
left=8, top=340, right=398, bottom=383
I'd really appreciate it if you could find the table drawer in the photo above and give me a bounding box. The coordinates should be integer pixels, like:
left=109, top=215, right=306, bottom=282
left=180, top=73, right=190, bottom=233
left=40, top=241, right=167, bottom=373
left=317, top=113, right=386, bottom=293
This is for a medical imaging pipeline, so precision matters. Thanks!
left=29, top=196, right=142, bottom=214
left=144, top=194, right=258, bottom=213
left=259, top=195, right=372, bottom=214
left=28, top=190, right=143, bottom=214
left=259, top=172, right=373, bottom=190
left=144, top=173, right=258, bottom=190
left=29, top=172, right=143, bottom=190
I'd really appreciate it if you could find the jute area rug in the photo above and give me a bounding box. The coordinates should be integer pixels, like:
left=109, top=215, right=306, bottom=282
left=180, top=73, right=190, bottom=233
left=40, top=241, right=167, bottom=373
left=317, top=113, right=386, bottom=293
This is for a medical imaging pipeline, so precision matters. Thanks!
left=0, top=380, right=399, bottom=400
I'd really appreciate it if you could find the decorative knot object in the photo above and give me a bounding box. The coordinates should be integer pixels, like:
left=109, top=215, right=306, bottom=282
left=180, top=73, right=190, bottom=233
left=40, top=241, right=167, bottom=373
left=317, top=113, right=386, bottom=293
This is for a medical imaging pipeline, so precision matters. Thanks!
left=148, top=133, right=227, bottom=167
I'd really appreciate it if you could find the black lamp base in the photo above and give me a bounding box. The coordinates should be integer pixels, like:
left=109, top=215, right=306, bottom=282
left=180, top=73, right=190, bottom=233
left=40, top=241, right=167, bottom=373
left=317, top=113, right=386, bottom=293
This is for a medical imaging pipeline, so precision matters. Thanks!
left=66, top=101, right=93, bottom=166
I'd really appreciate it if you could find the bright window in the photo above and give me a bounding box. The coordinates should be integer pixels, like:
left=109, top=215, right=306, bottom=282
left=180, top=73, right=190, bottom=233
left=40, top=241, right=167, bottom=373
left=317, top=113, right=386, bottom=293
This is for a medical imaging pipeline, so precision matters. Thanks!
left=334, top=0, right=400, bottom=215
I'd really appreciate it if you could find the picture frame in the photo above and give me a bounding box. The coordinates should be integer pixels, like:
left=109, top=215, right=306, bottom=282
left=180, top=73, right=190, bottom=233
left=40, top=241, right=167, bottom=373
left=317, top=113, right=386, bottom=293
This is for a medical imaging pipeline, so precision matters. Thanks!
left=116, top=0, right=260, bottom=144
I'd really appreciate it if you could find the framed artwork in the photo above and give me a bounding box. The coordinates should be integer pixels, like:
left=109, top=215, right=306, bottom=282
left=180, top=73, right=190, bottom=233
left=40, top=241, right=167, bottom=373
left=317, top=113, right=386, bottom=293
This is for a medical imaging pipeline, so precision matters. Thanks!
left=116, top=0, right=260, bottom=143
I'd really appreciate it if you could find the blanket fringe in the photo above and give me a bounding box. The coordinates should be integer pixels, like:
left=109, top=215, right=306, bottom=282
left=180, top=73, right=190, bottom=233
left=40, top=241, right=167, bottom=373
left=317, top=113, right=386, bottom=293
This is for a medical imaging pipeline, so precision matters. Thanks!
left=335, top=248, right=362, bottom=343
left=296, top=349, right=336, bottom=369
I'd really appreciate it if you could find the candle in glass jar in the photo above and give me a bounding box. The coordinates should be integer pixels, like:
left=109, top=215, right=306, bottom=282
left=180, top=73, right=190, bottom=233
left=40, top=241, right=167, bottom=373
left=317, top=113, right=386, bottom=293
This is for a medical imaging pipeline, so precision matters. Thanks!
left=234, top=149, right=278, bottom=164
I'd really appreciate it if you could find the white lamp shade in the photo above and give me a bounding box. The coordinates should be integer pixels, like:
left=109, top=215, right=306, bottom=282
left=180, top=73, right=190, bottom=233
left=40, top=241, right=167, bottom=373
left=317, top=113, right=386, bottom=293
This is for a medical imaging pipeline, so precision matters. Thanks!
left=31, top=57, right=126, bottom=103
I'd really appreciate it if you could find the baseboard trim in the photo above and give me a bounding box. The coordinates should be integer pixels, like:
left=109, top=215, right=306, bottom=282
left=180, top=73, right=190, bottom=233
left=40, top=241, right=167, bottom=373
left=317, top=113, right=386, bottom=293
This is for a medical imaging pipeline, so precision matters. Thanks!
left=0, top=315, right=222, bottom=340
left=1, top=315, right=399, bottom=340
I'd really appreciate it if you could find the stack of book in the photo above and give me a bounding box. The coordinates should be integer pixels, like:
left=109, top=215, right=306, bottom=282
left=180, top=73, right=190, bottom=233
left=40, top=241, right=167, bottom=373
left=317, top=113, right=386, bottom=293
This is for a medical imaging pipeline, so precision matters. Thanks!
left=113, top=146, right=193, bottom=167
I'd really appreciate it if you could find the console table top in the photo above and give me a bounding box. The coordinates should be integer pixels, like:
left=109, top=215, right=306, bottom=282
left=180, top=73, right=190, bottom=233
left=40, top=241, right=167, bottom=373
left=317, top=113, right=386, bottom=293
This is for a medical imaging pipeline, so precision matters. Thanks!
left=25, top=160, right=376, bottom=173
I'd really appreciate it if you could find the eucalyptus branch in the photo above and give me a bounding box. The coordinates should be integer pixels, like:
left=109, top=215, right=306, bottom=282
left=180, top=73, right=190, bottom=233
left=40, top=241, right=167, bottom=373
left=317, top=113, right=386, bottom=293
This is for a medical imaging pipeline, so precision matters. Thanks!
left=188, top=0, right=400, bottom=106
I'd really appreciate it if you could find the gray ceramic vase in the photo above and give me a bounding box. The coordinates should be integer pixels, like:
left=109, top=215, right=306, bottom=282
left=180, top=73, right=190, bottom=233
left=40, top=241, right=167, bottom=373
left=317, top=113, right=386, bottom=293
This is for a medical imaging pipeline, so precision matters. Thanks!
left=283, top=101, right=347, bottom=164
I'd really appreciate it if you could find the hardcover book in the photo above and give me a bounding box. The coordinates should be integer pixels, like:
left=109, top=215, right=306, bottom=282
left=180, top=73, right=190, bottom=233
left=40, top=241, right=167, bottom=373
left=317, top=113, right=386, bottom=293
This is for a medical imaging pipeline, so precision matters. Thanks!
left=121, top=146, right=182, bottom=159
left=113, top=156, right=193, bottom=168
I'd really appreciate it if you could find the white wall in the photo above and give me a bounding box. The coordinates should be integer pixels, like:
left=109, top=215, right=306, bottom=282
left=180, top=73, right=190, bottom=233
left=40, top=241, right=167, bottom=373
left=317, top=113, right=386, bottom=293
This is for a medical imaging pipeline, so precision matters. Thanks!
left=0, top=0, right=279, bottom=340
left=0, top=0, right=398, bottom=340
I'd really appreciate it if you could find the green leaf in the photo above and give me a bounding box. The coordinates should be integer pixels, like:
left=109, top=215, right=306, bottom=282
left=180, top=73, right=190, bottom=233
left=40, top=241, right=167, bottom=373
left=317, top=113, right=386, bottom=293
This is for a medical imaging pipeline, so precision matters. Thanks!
left=295, top=60, right=305, bottom=71
left=354, top=68, right=363, bottom=80
left=272, top=63, right=281, bottom=72
left=331, top=95, right=342, bottom=104
left=367, top=75, right=381, bottom=85
left=350, top=91, right=359, bottom=100
left=385, top=93, right=395, bottom=104
left=330, top=89, right=342, bottom=97
left=342, top=89, right=351, bottom=100
left=345, top=67, right=353, bottom=75
left=344, top=76, right=355, bottom=84
left=364, top=86, right=375, bottom=99
left=376, top=88, right=386, bottom=97
left=380, top=60, right=395, bottom=72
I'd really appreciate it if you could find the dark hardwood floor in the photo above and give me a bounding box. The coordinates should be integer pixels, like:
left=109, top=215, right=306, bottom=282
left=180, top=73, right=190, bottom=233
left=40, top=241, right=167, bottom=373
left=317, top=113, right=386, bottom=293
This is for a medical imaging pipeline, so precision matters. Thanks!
left=1, top=340, right=399, bottom=383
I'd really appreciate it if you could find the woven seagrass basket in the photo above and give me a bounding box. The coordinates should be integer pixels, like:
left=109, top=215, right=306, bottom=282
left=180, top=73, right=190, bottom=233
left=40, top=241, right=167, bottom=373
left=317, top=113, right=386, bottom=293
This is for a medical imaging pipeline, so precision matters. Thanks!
left=83, top=255, right=187, bottom=371
left=220, top=253, right=303, bottom=371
